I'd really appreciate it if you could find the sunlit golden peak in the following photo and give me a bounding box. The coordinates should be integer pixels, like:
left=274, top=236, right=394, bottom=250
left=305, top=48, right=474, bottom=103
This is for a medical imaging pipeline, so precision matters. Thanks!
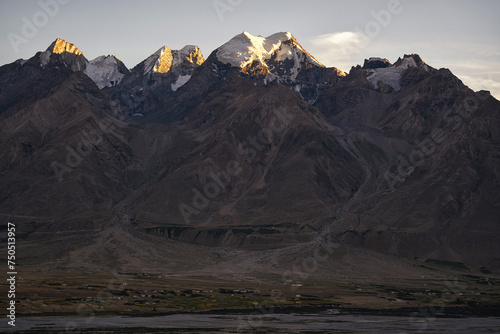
left=153, top=46, right=173, bottom=73
left=179, top=45, right=204, bottom=66
left=49, top=38, right=84, bottom=56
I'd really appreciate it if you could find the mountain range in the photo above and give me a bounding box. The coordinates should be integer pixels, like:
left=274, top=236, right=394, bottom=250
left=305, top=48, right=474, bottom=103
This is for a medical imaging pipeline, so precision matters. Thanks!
left=1, top=31, right=499, bottom=284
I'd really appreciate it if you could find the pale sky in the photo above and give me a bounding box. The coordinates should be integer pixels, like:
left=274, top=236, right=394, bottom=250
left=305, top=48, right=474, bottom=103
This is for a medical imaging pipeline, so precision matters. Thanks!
left=1, top=0, right=499, bottom=97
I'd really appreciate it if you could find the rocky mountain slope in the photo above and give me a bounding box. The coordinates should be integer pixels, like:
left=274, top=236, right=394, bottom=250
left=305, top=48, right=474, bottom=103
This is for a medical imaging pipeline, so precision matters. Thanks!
left=0, top=33, right=499, bottom=277
left=106, top=44, right=204, bottom=115
left=315, top=54, right=500, bottom=269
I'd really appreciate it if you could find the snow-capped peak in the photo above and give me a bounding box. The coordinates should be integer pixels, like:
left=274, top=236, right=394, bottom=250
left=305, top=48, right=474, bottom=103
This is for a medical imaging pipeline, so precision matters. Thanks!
left=366, top=54, right=433, bottom=91
left=216, top=31, right=324, bottom=74
left=84, top=55, right=128, bottom=89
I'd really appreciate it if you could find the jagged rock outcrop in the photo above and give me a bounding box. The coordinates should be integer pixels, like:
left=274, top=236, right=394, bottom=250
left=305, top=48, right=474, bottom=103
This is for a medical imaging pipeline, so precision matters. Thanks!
left=106, top=45, right=205, bottom=115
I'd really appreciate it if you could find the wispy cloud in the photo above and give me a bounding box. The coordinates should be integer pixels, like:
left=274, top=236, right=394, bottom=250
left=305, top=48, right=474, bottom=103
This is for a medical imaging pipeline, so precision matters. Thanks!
left=310, top=31, right=369, bottom=71
left=313, top=32, right=363, bottom=45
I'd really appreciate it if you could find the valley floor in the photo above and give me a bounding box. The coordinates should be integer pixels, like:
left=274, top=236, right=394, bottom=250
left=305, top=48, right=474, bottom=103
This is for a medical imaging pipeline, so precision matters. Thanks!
left=3, top=268, right=499, bottom=317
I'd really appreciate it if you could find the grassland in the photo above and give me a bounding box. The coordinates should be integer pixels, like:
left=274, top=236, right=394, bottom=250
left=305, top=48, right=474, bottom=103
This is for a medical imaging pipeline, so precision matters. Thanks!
left=4, top=267, right=499, bottom=318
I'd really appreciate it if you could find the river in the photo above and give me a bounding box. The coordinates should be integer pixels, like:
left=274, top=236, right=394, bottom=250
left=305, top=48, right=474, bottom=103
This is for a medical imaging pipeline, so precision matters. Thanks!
left=5, top=313, right=500, bottom=333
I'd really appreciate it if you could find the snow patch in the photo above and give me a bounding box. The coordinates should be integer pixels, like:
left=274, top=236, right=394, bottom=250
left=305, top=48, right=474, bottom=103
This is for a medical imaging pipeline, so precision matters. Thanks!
left=367, top=67, right=405, bottom=90
left=171, top=74, right=191, bottom=91
left=84, top=55, right=126, bottom=89
left=40, top=51, right=51, bottom=67
left=366, top=56, right=431, bottom=91
left=274, top=43, right=294, bottom=62
left=263, top=32, right=293, bottom=57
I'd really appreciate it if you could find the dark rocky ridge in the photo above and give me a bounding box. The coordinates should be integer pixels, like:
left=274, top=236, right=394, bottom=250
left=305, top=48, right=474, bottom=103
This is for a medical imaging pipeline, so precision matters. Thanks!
left=362, top=57, right=392, bottom=69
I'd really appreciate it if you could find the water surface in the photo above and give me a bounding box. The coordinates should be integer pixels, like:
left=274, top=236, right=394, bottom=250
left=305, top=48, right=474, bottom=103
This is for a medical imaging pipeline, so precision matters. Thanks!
left=6, top=313, right=500, bottom=333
